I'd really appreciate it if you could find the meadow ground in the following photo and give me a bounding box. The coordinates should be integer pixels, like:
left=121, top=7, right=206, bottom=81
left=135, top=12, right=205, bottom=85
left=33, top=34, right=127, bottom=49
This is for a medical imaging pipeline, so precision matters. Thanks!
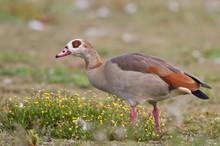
left=0, top=0, right=220, bottom=145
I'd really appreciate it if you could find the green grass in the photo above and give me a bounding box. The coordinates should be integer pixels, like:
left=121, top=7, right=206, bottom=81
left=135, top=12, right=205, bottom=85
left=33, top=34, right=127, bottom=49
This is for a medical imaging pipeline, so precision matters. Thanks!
left=0, top=66, right=90, bottom=88
left=46, top=67, right=90, bottom=88
left=0, top=51, right=36, bottom=64
left=168, top=113, right=220, bottom=146
left=0, top=67, right=32, bottom=78
left=0, top=51, right=90, bottom=88
left=203, top=47, right=220, bottom=59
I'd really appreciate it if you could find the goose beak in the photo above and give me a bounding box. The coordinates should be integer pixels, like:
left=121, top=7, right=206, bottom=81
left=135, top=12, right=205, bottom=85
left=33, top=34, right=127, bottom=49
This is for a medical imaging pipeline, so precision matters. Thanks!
left=55, top=48, right=71, bottom=58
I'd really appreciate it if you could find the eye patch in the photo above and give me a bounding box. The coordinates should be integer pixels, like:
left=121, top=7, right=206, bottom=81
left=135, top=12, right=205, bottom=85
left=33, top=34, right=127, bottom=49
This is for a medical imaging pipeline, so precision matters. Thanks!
left=72, top=40, right=81, bottom=48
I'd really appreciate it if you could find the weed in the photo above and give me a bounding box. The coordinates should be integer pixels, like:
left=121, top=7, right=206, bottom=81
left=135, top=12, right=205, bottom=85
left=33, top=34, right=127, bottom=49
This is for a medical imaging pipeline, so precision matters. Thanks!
left=0, top=89, right=168, bottom=141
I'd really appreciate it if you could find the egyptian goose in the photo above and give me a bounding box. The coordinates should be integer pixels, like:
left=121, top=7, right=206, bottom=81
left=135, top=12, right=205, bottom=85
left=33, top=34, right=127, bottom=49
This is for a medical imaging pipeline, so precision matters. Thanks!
left=55, top=39, right=211, bottom=134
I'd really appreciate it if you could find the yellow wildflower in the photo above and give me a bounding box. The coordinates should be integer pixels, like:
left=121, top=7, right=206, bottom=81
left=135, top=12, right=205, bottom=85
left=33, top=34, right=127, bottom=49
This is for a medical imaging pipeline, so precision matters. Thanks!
left=45, top=96, right=50, bottom=100
left=24, top=100, right=29, bottom=103
left=34, top=101, right=39, bottom=104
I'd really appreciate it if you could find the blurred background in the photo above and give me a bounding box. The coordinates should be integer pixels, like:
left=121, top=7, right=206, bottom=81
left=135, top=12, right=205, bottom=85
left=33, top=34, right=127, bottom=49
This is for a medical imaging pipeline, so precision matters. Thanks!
left=0, top=0, right=219, bottom=111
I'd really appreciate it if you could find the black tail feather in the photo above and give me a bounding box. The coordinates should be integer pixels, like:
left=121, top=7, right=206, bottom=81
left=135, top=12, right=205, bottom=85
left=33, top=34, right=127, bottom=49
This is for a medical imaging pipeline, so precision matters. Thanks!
left=201, top=83, right=212, bottom=89
left=192, top=90, right=209, bottom=100
left=184, top=72, right=212, bottom=89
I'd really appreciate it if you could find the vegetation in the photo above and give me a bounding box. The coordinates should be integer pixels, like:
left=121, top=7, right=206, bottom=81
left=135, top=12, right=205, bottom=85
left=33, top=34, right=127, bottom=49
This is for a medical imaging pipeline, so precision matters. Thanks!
left=0, top=0, right=220, bottom=145
left=0, top=90, right=219, bottom=145
left=0, top=90, right=169, bottom=144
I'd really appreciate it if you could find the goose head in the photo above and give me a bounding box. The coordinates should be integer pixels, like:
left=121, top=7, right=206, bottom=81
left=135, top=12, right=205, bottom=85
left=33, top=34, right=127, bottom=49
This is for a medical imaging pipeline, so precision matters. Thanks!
left=55, top=39, right=93, bottom=58
left=55, top=39, right=102, bottom=69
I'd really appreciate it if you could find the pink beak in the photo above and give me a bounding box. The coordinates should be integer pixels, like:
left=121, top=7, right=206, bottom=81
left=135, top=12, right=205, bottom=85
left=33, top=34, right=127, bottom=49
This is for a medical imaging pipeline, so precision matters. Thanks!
left=55, top=48, right=71, bottom=58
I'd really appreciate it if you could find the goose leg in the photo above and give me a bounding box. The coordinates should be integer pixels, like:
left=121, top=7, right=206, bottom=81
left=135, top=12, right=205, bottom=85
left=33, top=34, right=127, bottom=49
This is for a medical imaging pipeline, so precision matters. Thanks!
left=130, top=106, right=137, bottom=125
left=152, top=102, right=161, bottom=134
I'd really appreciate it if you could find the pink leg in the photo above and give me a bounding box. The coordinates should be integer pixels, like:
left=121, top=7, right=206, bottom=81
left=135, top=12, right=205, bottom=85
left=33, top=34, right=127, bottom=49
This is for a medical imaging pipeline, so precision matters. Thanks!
left=152, top=103, right=161, bottom=134
left=130, top=106, right=137, bottom=125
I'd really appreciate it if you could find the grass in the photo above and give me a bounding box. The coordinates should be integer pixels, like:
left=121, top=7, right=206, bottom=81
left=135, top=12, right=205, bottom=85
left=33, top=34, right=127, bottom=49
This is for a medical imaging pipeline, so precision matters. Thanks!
left=0, top=90, right=219, bottom=145
left=0, top=66, right=90, bottom=88
left=0, top=51, right=90, bottom=88
left=0, top=90, right=169, bottom=144
left=0, top=51, right=36, bottom=64
left=0, top=0, right=220, bottom=145
left=0, top=0, right=60, bottom=23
